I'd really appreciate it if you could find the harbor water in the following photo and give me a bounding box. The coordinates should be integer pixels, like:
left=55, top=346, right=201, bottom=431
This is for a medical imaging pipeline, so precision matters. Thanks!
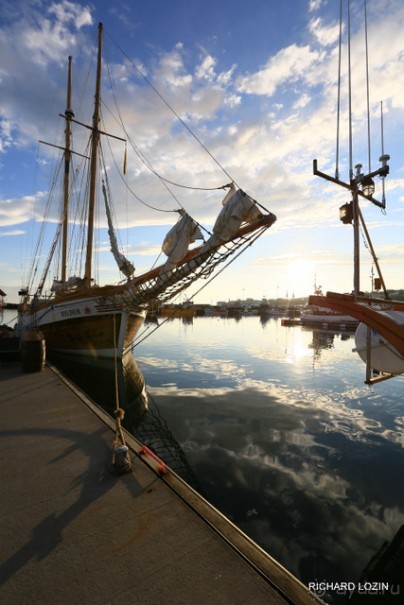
left=134, top=315, right=404, bottom=602
left=3, top=308, right=403, bottom=601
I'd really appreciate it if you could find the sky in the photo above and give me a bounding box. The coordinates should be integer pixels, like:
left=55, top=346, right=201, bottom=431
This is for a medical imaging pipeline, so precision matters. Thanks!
left=1, top=0, right=404, bottom=304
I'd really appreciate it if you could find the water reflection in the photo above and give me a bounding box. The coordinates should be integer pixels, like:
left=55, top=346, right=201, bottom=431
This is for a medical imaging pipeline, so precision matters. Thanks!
left=49, top=351, right=199, bottom=489
left=135, top=317, right=404, bottom=602
left=44, top=314, right=404, bottom=603
left=50, top=351, right=148, bottom=424
left=144, top=384, right=404, bottom=596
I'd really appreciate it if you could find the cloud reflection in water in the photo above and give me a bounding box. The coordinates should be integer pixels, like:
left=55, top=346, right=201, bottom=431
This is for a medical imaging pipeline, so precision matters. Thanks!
left=136, top=318, right=404, bottom=588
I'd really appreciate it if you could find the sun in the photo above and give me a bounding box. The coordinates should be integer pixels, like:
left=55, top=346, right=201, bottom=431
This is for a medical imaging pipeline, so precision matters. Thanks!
left=286, top=258, right=315, bottom=297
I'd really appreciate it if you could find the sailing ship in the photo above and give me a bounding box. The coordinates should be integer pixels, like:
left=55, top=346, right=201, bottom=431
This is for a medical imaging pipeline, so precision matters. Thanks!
left=309, top=3, right=404, bottom=383
left=18, top=23, right=276, bottom=360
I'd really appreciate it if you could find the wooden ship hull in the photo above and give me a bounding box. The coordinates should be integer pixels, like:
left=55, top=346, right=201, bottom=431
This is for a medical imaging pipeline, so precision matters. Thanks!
left=19, top=290, right=145, bottom=359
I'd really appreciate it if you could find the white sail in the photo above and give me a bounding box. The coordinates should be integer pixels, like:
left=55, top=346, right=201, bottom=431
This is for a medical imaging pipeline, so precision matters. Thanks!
left=160, top=210, right=204, bottom=275
left=202, top=186, right=262, bottom=251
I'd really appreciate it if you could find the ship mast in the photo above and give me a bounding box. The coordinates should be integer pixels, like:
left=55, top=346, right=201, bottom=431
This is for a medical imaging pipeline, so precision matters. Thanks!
left=61, top=55, right=74, bottom=283
left=84, top=22, right=103, bottom=288
left=313, top=1, right=389, bottom=297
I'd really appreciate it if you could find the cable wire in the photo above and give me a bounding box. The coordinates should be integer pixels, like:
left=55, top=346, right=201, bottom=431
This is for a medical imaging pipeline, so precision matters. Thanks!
left=104, top=29, right=240, bottom=190
left=335, top=0, right=343, bottom=179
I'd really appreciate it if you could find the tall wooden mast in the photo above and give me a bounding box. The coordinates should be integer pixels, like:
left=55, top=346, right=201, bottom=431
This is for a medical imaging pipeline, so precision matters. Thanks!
left=61, top=55, right=74, bottom=283
left=84, top=22, right=103, bottom=288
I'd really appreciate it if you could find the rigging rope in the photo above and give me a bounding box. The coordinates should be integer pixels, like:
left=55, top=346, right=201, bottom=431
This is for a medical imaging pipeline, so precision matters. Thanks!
left=104, top=29, right=240, bottom=190
left=101, top=108, right=178, bottom=213
left=30, top=159, right=64, bottom=294
left=111, top=314, right=131, bottom=473
left=347, top=0, right=353, bottom=179
left=99, top=79, right=218, bottom=244
left=335, top=0, right=343, bottom=179
left=364, top=0, right=372, bottom=173
left=129, top=222, right=269, bottom=350
left=102, top=56, right=231, bottom=223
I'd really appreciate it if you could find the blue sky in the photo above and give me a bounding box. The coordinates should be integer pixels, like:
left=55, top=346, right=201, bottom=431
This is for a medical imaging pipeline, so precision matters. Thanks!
left=1, top=0, right=404, bottom=303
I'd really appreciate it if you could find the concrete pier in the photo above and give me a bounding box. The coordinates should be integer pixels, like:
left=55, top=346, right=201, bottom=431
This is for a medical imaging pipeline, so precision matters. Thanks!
left=0, top=362, right=322, bottom=605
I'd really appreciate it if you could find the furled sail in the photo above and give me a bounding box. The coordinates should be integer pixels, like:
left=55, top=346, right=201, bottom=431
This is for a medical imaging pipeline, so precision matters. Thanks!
left=160, top=210, right=204, bottom=276
left=201, top=185, right=263, bottom=251
left=102, top=182, right=135, bottom=278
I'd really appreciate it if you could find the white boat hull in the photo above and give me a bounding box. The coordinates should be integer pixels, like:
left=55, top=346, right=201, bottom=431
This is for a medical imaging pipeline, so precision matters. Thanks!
left=354, top=310, right=404, bottom=374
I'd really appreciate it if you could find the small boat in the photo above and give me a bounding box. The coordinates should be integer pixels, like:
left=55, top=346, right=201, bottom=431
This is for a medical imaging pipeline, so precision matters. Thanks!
left=159, top=303, right=196, bottom=319
left=213, top=307, right=229, bottom=317
left=204, top=306, right=228, bottom=318
left=18, top=23, right=276, bottom=361
left=310, top=292, right=404, bottom=377
left=281, top=318, right=301, bottom=327
left=301, top=283, right=357, bottom=331
left=258, top=299, right=284, bottom=317
left=300, top=305, right=358, bottom=331
left=241, top=306, right=256, bottom=316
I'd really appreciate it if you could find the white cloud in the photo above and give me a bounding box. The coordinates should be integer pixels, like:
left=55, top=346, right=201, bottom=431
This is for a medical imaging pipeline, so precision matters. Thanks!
left=217, top=64, right=237, bottom=86
left=293, top=93, right=311, bottom=110
left=223, top=93, right=241, bottom=108
left=0, top=195, right=36, bottom=227
left=154, top=49, right=193, bottom=89
left=48, top=1, right=92, bottom=29
left=18, top=2, right=92, bottom=67
left=237, top=44, right=323, bottom=96
left=0, top=229, right=25, bottom=237
left=308, top=0, right=323, bottom=12
left=0, top=119, right=13, bottom=153
left=309, top=16, right=341, bottom=47
left=1, top=1, right=404, bottom=299
left=195, top=55, right=216, bottom=81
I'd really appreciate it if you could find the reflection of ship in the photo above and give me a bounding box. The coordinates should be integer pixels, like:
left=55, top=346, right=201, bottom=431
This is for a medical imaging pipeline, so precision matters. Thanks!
left=306, top=329, right=352, bottom=366
left=310, top=4, right=404, bottom=383
left=309, top=330, right=335, bottom=356
left=18, top=23, right=276, bottom=361
left=51, top=351, right=149, bottom=427
left=53, top=352, right=200, bottom=488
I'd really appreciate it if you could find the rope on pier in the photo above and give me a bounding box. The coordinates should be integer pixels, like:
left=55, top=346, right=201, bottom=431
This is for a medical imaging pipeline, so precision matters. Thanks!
left=111, top=315, right=132, bottom=474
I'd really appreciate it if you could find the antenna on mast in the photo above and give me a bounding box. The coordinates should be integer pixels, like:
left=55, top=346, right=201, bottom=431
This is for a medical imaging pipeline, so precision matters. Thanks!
left=364, top=0, right=372, bottom=173
left=379, top=101, right=389, bottom=208
left=347, top=0, right=353, bottom=180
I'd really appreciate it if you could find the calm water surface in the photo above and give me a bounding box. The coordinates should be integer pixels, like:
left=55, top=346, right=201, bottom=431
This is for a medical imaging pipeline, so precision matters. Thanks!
left=4, top=308, right=403, bottom=601
left=134, top=316, right=404, bottom=601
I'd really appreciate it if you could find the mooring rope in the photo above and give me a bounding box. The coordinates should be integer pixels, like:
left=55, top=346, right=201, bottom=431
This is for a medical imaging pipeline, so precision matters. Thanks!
left=111, top=313, right=131, bottom=473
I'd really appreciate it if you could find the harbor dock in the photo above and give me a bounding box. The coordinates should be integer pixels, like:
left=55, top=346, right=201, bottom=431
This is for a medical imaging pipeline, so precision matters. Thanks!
left=0, top=362, right=321, bottom=605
